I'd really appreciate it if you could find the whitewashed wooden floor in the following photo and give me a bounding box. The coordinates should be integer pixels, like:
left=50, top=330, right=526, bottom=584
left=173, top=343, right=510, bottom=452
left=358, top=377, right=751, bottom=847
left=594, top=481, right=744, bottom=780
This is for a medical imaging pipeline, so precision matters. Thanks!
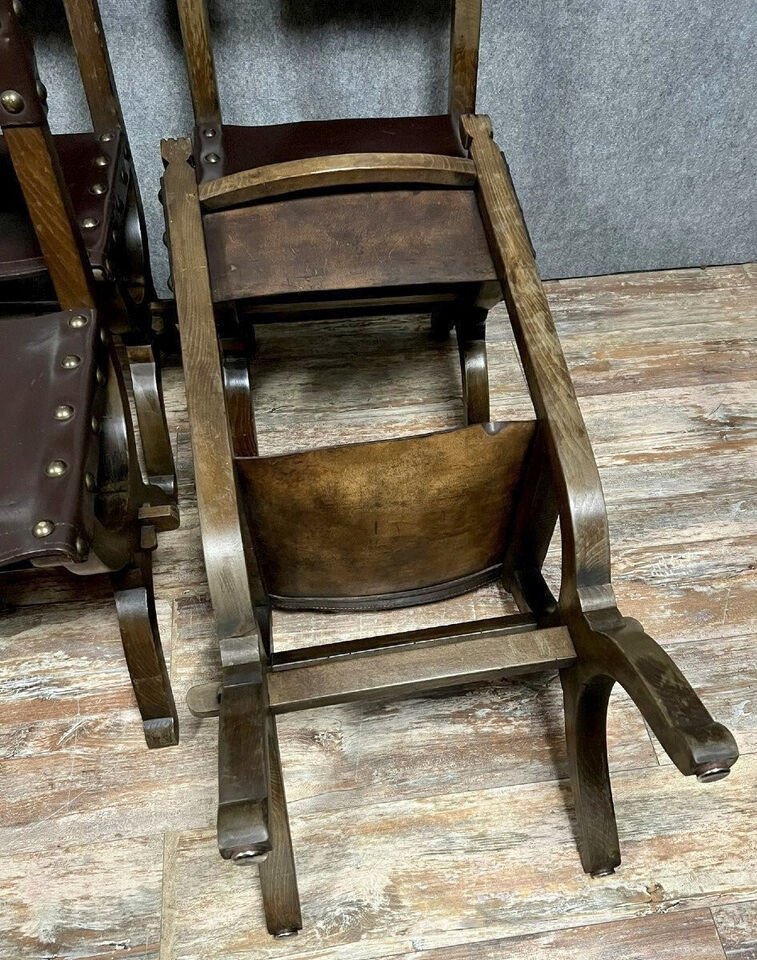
left=1, top=263, right=755, bottom=959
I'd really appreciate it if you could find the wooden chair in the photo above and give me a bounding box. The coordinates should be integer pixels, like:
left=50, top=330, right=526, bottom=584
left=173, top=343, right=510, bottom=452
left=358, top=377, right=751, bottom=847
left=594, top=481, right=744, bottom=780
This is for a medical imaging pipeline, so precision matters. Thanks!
left=0, top=0, right=180, bottom=749
left=164, top=0, right=739, bottom=936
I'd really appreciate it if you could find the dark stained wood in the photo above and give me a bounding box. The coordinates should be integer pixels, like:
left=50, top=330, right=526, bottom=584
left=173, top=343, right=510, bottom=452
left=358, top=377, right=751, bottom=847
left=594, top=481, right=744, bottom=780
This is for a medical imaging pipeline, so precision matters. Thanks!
left=267, top=626, right=575, bottom=713
left=236, top=421, right=536, bottom=606
left=199, top=153, right=477, bottom=210
left=463, top=112, right=739, bottom=879
left=455, top=305, right=490, bottom=423
left=160, top=138, right=256, bottom=645
left=205, top=189, right=498, bottom=303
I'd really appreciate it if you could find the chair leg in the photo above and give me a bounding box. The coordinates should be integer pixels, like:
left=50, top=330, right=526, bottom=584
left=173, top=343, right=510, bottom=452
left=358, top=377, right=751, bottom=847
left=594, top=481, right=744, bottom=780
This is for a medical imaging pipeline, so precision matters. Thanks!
left=563, top=607, right=739, bottom=874
left=455, top=305, right=490, bottom=424
left=258, top=714, right=303, bottom=938
left=561, top=666, right=620, bottom=875
left=111, top=547, right=179, bottom=748
left=217, top=672, right=271, bottom=863
left=125, top=342, right=177, bottom=500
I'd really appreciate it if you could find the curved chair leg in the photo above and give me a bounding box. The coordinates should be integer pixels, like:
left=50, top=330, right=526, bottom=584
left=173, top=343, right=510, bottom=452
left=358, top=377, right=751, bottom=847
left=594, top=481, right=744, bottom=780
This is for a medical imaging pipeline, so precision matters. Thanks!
left=125, top=342, right=177, bottom=500
left=455, top=306, right=490, bottom=424
left=221, top=339, right=258, bottom=457
left=564, top=608, right=739, bottom=874
left=111, top=547, right=179, bottom=748
left=561, top=666, right=620, bottom=875
left=258, top=715, right=303, bottom=938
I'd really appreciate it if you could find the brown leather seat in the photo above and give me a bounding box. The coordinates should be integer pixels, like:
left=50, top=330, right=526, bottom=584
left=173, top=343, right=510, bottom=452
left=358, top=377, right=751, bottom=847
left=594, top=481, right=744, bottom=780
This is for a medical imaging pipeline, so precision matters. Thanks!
left=217, top=114, right=466, bottom=177
left=0, top=308, right=101, bottom=567
left=0, top=131, right=121, bottom=283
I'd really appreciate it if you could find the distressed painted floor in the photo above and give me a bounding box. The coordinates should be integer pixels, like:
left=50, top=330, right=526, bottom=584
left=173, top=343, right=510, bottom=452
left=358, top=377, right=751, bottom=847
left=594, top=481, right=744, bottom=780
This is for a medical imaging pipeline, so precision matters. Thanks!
left=0, top=263, right=755, bottom=960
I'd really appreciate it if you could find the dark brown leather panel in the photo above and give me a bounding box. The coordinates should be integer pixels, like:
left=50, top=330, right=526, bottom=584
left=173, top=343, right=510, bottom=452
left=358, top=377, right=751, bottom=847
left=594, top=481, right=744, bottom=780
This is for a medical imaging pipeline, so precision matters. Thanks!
left=203, top=115, right=466, bottom=179
left=0, top=130, right=122, bottom=283
left=236, top=421, right=537, bottom=608
left=0, top=308, right=101, bottom=567
left=0, top=0, right=47, bottom=128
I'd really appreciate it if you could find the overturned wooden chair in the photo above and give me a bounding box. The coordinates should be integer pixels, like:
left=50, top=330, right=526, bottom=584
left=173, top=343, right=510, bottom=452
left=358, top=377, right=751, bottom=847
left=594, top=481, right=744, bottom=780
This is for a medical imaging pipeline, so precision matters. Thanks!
left=0, top=0, right=180, bottom=748
left=164, top=0, right=739, bottom=936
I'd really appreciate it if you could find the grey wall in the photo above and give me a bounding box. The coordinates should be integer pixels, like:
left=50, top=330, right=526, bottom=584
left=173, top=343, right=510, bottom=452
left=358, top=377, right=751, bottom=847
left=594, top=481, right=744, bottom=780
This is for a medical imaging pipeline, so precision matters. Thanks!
left=29, top=0, right=756, bottom=293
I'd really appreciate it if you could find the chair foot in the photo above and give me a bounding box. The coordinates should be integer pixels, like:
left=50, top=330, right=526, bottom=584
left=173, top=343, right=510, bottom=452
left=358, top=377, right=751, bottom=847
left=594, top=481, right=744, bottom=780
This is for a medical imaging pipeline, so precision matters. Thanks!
left=259, top=715, right=303, bottom=937
left=561, top=666, right=621, bottom=876
left=563, top=607, right=738, bottom=873
left=111, top=550, right=179, bottom=748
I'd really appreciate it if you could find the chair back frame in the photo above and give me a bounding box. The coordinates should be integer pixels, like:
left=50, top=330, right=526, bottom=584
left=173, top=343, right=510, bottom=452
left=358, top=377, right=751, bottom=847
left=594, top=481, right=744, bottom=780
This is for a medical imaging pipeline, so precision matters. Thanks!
left=176, top=0, right=481, bottom=131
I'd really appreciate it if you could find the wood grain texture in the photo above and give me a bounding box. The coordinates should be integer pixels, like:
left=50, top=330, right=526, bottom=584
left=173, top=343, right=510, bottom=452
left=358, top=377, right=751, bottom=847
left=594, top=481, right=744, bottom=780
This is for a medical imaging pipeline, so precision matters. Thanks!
left=199, top=154, right=477, bottom=210
left=449, top=0, right=482, bottom=117
left=713, top=900, right=757, bottom=959
left=204, top=189, right=497, bottom=302
left=62, top=0, right=122, bottom=133
left=176, top=0, right=221, bottom=125
left=0, top=263, right=754, bottom=957
left=3, top=126, right=94, bottom=310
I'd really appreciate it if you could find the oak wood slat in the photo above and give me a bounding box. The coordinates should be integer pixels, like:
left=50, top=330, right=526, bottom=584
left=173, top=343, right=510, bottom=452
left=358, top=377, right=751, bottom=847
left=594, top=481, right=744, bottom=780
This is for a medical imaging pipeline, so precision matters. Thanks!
left=267, top=625, right=575, bottom=713
left=199, top=153, right=477, bottom=210
left=205, top=189, right=498, bottom=303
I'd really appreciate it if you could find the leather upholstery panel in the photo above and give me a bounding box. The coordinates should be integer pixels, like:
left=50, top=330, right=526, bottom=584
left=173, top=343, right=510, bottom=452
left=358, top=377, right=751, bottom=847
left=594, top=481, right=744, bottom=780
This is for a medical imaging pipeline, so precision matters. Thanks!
left=0, top=130, right=122, bottom=283
left=204, top=114, right=466, bottom=179
left=0, top=308, right=101, bottom=567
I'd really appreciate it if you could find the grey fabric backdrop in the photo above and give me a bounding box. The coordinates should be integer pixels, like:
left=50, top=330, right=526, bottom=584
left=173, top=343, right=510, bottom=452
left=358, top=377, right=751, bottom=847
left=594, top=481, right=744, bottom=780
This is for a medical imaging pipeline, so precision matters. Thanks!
left=28, top=0, right=756, bottom=293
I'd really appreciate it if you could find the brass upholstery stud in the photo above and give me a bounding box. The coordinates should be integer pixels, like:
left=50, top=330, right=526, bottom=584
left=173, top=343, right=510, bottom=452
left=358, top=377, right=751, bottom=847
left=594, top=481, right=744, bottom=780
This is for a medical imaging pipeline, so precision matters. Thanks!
left=61, top=354, right=82, bottom=369
left=36, top=81, right=47, bottom=101
left=46, top=460, right=68, bottom=477
left=0, top=90, right=24, bottom=114
left=81, top=216, right=99, bottom=230
left=75, top=536, right=88, bottom=555
left=68, top=313, right=89, bottom=329
left=96, top=368, right=106, bottom=385
left=54, top=404, right=74, bottom=421
left=84, top=472, right=96, bottom=492
left=95, top=155, right=109, bottom=167
left=90, top=182, right=107, bottom=196
left=99, top=132, right=113, bottom=143
left=32, top=520, right=54, bottom=538
left=205, top=153, right=220, bottom=164
left=91, top=416, right=100, bottom=434
left=12, top=0, right=23, bottom=16
left=204, top=127, right=217, bottom=138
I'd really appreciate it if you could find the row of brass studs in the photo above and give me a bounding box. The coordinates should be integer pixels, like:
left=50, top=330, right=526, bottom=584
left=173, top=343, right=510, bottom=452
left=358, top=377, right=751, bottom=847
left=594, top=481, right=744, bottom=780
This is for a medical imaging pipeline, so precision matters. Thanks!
left=34, top=313, right=103, bottom=556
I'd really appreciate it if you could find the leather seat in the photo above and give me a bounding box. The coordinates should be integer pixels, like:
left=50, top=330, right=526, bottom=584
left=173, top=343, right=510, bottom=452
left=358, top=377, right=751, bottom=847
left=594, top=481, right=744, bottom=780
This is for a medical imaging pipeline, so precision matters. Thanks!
left=0, top=131, right=121, bottom=284
left=0, top=308, right=101, bottom=568
left=216, top=114, right=466, bottom=177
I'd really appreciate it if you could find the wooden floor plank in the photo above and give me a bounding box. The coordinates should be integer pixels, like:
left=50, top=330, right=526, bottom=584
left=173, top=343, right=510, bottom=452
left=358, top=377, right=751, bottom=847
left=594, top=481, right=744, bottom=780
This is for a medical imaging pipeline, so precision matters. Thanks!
left=713, top=900, right=757, bottom=959
left=0, top=836, right=163, bottom=960
left=0, top=263, right=754, bottom=957
left=391, top=908, right=727, bottom=959
left=160, top=757, right=757, bottom=960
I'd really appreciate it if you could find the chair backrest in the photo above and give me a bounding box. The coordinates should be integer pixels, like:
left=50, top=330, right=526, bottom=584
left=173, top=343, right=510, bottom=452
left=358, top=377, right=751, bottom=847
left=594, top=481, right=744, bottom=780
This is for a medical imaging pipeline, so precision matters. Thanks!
left=177, top=0, right=482, bottom=130
left=236, top=420, right=539, bottom=611
left=0, top=0, right=94, bottom=310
